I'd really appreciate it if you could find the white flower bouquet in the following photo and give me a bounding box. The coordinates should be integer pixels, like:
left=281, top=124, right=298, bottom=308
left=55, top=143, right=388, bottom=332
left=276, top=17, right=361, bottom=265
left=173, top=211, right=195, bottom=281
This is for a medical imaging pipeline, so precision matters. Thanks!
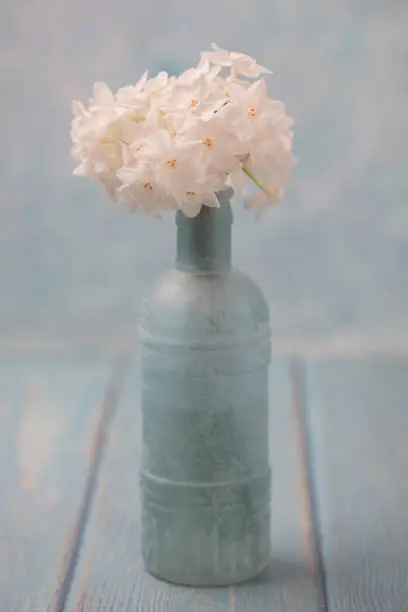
left=71, top=44, right=295, bottom=218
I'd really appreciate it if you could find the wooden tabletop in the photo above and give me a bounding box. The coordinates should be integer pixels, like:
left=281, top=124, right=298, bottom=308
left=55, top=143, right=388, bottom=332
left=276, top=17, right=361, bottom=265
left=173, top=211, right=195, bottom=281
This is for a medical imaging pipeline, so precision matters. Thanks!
left=1, top=356, right=407, bottom=611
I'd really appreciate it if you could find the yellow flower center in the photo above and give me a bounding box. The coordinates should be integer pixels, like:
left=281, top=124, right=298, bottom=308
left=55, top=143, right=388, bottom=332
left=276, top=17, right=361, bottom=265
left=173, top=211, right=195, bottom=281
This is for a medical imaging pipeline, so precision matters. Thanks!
left=248, top=107, right=256, bottom=117
left=190, top=99, right=199, bottom=108
left=99, top=134, right=115, bottom=144
left=136, top=144, right=144, bottom=152
left=159, top=110, right=166, bottom=117
left=167, top=159, right=177, bottom=169
left=144, top=182, right=153, bottom=190
left=186, top=191, right=195, bottom=196
left=171, top=130, right=177, bottom=137
left=125, top=111, right=146, bottom=123
left=202, top=138, right=213, bottom=148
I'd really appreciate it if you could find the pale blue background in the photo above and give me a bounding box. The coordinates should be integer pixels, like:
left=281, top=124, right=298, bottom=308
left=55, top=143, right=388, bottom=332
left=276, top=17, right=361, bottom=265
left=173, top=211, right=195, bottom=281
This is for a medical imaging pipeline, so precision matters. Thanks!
left=1, top=0, right=407, bottom=355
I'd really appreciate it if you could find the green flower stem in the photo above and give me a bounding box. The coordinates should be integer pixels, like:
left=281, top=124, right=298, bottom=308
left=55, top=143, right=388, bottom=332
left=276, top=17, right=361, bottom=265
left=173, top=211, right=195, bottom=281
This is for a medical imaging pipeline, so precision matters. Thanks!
left=242, top=166, right=270, bottom=196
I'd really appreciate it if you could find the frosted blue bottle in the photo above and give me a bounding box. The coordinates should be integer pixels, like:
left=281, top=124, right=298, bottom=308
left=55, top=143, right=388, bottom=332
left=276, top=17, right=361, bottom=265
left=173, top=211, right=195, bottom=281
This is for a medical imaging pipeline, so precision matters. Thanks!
left=138, top=188, right=271, bottom=586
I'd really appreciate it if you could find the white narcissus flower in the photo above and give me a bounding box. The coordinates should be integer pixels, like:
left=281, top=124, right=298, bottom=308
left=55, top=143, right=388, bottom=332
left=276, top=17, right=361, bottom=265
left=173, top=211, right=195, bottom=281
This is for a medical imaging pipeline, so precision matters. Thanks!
left=70, top=45, right=295, bottom=217
left=89, top=81, right=116, bottom=108
left=117, top=163, right=175, bottom=216
left=179, top=113, right=243, bottom=175
left=146, top=72, right=177, bottom=117
left=71, top=83, right=127, bottom=200
left=116, top=70, right=148, bottom=100
left=219, top=79, right=284, bottom=142
left=241, top=141, right=296, bottom=212
left=178, top=189, right=220, bottom=218
left=144, top=71, right=173, bottom=94
left=244, top=187, right=284, bottom=216
left=165, top=65, right=226, bottom=118
left=216, top=78, right=296, bottom=208
left=116, top=71, right=150, bottom=120
left=201, top=43, right=272, bottom=79
left=140, top=129, right=207, bottom=206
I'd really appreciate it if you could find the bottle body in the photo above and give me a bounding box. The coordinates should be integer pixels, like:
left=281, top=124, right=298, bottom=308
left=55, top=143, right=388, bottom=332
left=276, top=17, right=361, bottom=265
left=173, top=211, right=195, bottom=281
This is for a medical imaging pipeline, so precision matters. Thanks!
left=138, top=192, right=271, bottom=585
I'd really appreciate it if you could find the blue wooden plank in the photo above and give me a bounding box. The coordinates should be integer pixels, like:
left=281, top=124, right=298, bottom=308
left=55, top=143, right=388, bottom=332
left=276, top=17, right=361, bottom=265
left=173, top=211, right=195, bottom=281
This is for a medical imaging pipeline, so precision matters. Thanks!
left=306, top=359, right=408, bottom=612
left=0, top=358, right=111, bottom=611
left=67, top=360, right=320, bottom=611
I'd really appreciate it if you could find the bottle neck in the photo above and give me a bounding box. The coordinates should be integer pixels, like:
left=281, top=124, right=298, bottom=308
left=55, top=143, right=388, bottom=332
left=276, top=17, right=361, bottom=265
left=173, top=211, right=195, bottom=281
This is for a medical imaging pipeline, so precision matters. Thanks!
left=175, top=189, right=233, bottom=273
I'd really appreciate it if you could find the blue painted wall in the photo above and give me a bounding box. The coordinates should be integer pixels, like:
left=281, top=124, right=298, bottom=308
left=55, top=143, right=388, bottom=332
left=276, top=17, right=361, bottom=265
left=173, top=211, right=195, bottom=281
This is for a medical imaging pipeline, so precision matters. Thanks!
left=1, top=0, right=407, bottom=353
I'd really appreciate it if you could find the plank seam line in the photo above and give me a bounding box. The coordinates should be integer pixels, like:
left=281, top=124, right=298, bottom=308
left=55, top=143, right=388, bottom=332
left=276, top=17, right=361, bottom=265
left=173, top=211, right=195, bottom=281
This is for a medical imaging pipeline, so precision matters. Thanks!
left=290, top=359, right=330, bottom=612
left=50, top=357, right=130, bottom=612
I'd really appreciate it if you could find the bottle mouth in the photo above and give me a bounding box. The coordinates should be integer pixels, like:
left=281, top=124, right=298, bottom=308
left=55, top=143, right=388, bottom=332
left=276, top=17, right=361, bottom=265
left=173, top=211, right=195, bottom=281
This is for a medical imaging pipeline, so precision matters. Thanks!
left=216, top=186, right=234, bottom=202
left=176, top=188, right=234, bottom=227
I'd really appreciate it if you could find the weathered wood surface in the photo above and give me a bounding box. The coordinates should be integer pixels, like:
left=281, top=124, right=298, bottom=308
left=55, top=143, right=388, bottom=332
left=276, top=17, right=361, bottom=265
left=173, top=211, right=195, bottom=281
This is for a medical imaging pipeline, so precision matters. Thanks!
left=5, top=356, right=406, bottom=610
left=0, top=358, right=117, bottom=612
left=306, top=359, right=408, bottom=612
left=67, top=361, right=320, bottom=611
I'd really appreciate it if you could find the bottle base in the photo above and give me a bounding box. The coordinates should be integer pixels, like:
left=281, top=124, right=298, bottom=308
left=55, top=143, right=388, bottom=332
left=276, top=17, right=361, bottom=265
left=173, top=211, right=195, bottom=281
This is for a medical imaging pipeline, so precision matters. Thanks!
left=144, top=555, right=271, bottom=587
left=141, top=470, right=271, bottom=587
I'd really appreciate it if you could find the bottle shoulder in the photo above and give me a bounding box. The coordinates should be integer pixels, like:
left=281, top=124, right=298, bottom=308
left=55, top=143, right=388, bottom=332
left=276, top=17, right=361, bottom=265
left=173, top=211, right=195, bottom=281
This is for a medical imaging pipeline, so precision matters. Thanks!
left=139, top=267, right=270, bottom=343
